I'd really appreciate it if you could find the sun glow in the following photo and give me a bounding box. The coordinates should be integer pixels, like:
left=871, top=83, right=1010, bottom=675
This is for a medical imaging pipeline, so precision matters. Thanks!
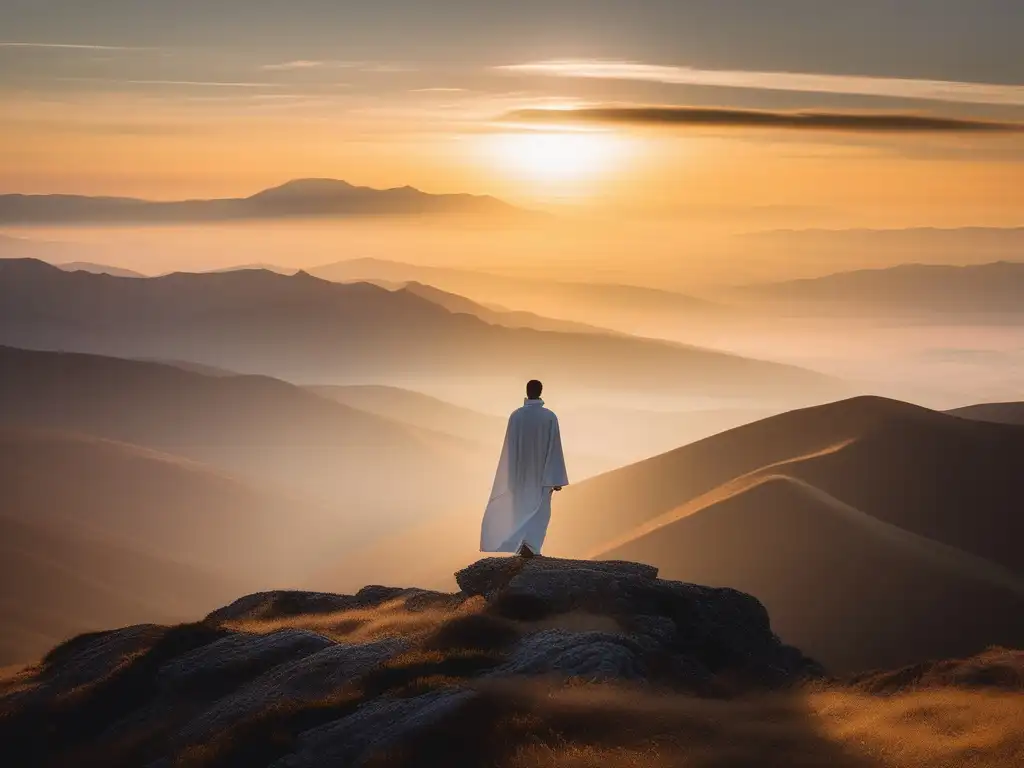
left=485, top=130, right=627, bottom=186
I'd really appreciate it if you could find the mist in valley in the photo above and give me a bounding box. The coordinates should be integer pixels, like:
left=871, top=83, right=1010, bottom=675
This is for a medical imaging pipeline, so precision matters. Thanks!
left=2, top=218, right=1023, bottom=638
left=3, top=0, right=1024, bottom=761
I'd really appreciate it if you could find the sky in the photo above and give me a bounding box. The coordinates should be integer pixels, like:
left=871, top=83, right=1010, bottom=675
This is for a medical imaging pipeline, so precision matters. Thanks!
left=1, top=0, right=1023, bottom=225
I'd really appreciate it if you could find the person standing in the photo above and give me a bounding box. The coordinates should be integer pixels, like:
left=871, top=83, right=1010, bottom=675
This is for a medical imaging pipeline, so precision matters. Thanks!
left=480, top=380, right=569, bottom=557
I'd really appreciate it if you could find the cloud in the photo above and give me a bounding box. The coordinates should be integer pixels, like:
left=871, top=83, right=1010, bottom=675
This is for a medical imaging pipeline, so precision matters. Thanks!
left=261, top=60, right=335, bottom=71
left=262, top=60, right=416, bottom=73
left=497, top=60, right=1024, bottom=108
left=0, top=41, right=154, bottom=51
left=503, top=106, right=1024, bottom=133
left=41, top=76, right=284, bottom=89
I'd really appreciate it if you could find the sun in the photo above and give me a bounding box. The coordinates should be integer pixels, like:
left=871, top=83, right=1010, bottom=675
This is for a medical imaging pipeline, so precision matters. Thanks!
left=486, top=130, right=625, bottom=186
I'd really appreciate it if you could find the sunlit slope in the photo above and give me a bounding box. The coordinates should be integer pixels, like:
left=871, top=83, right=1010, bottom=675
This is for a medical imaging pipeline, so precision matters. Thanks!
left=0, top=259, right=837, bottom=399
left=601, top=474, right=1024, bottom=671
left=308, top=384, right=506, bottom=445
left=0, top=428, right=313, bottom=664
left=0, top=429, right=320, bottom=584
left=545, top=396, right=1024, bottom=573
left=0, top=513, right=236, bottom=666
left=0, top=345, right=491, bottom=536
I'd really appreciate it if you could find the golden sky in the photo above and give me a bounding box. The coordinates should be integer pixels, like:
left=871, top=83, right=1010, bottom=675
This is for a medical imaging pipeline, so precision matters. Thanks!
left=1, top=1, right=1023, bottom=227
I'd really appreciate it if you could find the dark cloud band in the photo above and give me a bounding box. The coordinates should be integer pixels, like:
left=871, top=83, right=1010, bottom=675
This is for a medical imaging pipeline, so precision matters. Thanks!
left=503, top=107, right=1024, bottom=133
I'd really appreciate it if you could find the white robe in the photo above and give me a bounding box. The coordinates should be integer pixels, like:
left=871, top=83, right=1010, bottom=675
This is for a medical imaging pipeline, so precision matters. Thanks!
left=480, top=398, right=569, bottom=553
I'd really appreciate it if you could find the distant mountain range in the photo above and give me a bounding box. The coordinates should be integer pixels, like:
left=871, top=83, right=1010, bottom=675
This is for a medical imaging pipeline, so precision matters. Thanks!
left=309, top=257, right=722, bottom=336
left=0, top=259, right=838, bottom=400
left=744, top=261, right=1024, bottom=316
left=398, top=281, right=615, bottom=335
left=745, top=227, right=1024, bottom=257
left=58, top=261, right=146, bottom=278
left=0, top=179, right=522, bottom=224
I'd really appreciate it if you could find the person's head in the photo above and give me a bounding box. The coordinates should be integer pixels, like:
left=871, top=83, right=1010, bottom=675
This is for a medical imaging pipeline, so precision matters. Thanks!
left=526, top=379, right=543, bottom=400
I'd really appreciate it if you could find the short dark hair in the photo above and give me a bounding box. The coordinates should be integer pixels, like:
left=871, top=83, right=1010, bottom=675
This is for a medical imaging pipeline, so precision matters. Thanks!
left=526, top=379, right=543, bottom=399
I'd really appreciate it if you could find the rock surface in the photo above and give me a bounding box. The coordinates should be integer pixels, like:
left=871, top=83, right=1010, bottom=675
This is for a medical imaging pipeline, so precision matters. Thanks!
left=0, top=556, right=821, bottom=768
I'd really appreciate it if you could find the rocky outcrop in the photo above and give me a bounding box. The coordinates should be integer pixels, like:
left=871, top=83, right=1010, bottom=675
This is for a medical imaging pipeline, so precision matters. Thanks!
left=491, top=629, right=649, bottom=682
left=455, top=556, right=659, bottom=600
left=0, top=556, right=821, bottom=768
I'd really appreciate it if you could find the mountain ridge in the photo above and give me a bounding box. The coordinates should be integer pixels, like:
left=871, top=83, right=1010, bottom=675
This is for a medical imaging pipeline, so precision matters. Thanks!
left=0, top=259, right=838, bottom=399
left=0, top=179, right=523, bottom=224
left=743, top=261, right=1024, bottom=314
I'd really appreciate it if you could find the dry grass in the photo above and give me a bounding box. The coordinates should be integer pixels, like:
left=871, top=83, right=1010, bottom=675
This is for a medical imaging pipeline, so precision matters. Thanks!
left=366, top=682, right=1024, bottom=768
left=813, top=688, right=1024, bottom=767
left=850, top=647, right=1024, bottom=694
left=7, top=606, right=1022, bottom=768
left=223, top=594, right=487, bottom=645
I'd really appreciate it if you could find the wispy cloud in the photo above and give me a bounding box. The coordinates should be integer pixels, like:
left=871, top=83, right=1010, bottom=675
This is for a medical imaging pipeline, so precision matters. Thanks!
left=44, top=76, right=283, bottom=89
left=498, top=60, right=1024, bottom=107
left=503, top=106, right=1024, bottom=133
left=0, top=41, right=154, bottom=51
left=262, top=60, right=416, bottom=73
left=410, top=87, right=467, bottom=93
left=261, top=60, right=343, bottom=71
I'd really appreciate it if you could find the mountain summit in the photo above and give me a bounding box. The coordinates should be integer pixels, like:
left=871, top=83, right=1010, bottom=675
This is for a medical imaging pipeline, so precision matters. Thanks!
left=0, top=556, right=820, bottom=766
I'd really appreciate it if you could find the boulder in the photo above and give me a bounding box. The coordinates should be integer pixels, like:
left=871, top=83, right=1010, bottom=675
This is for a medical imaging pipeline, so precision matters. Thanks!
left=0, top=624, right=165, bottom=710
left=174, top=637, right=409, bottom=744
left=456, top=556, right=657, bottom=601
left=158, top=629, right=335, bottom=688
left=491, top=629, right=647, bottom=682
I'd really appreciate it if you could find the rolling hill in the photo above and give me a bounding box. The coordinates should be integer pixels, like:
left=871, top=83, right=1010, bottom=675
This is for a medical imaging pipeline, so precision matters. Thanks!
left=309, top=384, right=506, bottom=445
left=0, top=345, right=492, bottom=539
left=0, top=259, right=838, bottom=400
left=0, top=511, right=236, bottom=666
left=601, top=474, right=1024, bottom=672
left=0, top=427, right=327, bottom=582
left=547, top=397, right=1024, bottom=571
left=0, top=179, right=521, bottom=224
left=0, top=428, right=323, bottom=664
